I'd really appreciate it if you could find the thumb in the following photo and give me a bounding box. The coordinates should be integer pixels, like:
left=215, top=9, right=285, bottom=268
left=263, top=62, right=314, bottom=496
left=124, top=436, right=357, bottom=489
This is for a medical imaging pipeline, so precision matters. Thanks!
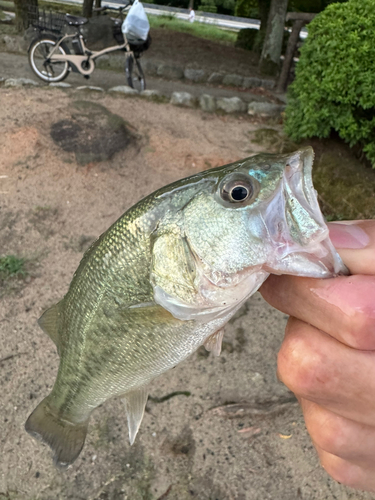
left=328, top=220, right=375, bottom=275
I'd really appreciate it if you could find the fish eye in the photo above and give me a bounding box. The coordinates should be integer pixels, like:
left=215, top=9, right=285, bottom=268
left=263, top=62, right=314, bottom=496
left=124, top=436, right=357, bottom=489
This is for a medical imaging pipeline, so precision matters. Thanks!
left=230, top=185, right=250, bottom=202
left=220, top=178, right=253, bottom=204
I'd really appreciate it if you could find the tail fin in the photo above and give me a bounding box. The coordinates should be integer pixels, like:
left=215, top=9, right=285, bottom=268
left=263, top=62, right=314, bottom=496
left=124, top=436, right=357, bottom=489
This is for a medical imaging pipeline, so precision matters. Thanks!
left=25, top=396, right=88, bottom=468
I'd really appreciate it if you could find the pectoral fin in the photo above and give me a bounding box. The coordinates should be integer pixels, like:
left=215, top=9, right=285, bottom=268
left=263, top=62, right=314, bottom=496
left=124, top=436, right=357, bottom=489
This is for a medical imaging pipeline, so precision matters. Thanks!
left=122, top=387, right=148, bottom=445
left=204, top=328, right=225, bottom=356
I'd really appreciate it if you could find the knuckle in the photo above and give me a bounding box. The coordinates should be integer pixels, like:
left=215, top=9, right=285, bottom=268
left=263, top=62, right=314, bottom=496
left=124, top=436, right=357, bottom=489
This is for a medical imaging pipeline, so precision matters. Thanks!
left=277, top=328, right=325, bottom=397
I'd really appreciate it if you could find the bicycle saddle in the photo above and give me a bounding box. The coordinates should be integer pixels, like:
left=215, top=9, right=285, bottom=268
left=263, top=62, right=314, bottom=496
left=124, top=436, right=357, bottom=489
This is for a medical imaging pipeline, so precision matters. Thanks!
left=65, top=14, right=88, bottom=26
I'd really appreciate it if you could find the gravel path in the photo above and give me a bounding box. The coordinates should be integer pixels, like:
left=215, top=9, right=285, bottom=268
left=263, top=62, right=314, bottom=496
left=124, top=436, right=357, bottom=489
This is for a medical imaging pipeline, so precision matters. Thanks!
left=0, top=51, right=280, bottom=103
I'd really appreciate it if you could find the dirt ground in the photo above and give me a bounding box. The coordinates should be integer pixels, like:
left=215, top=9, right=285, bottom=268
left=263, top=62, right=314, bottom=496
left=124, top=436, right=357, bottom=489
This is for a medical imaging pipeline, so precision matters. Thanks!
left=0, top=87, right=373, bottom=500
left=142, top=28, right=260, bottom=77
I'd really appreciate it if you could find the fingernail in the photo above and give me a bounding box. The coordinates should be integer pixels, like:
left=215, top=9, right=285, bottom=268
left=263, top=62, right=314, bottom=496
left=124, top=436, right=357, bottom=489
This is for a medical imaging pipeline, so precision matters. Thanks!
left=328, top=221, right=370, bottom=249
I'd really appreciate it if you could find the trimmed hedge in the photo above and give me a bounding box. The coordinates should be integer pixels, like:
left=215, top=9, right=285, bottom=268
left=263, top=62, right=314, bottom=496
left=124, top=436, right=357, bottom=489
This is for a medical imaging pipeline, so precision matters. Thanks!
left=284, top=0, right=375, bottom=166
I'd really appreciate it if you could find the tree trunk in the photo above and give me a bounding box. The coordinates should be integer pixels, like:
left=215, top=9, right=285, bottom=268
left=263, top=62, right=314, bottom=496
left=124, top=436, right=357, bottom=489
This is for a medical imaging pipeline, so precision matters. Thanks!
left=276, top=19, right=304, bottom=93
left=14, top=0, right=37, bottom=33
left=258, top=0, right=289, bottom=76
left=82, top=0, right=94, bottom=18
left=258, top=0, right=271, bottom=32
left=252, top=0, right=271, bottom=52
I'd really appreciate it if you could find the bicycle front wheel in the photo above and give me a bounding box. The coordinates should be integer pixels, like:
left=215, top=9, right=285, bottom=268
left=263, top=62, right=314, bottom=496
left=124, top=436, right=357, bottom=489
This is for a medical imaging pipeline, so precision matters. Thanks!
left=125, top=54, right=145, bottom=92
left=29, top=37, right=69, bottom=83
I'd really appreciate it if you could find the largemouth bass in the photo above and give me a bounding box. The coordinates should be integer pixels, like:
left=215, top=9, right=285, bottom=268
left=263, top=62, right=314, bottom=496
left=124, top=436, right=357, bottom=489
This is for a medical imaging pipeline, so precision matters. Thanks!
left=25, top=147, right=346, bottom=467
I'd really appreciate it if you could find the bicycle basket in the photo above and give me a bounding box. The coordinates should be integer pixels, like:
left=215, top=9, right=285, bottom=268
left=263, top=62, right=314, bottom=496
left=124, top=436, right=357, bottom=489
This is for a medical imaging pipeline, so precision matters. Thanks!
left=112, top=22, right=125, bottom=45
left=28, top=6, right=66, bottom=33
left=129, top=33, right=151, bottom=53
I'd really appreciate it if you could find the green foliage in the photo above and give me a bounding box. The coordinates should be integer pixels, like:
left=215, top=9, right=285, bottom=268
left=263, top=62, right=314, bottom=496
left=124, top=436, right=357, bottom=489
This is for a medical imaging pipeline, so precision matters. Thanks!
left=234, top=0, right=258, bottom=18
left=0, top=255, right=26, bottom=280
left=284, top=0, right=375, bottom=167
left=198, top=0, right=217, bottom=12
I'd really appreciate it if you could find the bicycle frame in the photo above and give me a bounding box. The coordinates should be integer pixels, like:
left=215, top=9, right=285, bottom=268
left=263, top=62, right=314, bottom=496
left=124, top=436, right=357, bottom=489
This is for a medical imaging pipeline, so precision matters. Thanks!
left=47, top=32, right=133, bottom=76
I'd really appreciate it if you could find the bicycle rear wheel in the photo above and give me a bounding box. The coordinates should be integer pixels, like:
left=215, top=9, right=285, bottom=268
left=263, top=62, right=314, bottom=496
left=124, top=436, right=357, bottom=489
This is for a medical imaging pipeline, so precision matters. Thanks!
left=29, top=37, right=69, bottom=83
left=125, top=54, right=145, bottom=92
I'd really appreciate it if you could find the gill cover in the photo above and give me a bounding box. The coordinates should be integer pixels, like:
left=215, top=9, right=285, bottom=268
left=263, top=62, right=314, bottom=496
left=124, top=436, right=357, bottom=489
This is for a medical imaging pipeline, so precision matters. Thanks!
left=151, top=147, right=347, bottom=323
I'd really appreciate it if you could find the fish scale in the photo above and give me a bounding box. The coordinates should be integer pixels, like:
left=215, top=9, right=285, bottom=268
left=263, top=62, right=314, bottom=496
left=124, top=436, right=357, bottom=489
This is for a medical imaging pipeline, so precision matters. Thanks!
left=25, top=147, right=347, bottom=467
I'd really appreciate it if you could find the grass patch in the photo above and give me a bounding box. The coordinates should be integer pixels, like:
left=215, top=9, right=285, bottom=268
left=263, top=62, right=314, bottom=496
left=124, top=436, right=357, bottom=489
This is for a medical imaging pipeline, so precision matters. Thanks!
left=0, top=0, right=14, bottom=12
left=39, top=1, right=82, bottom=16
left=0, top=255, right=26, bottom=280
left=148, top=14, right=237, bottom=45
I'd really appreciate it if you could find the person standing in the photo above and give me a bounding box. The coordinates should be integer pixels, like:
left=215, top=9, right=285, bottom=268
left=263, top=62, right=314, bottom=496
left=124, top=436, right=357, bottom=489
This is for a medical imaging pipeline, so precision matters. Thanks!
left=188, top=7, right=195, bottom=22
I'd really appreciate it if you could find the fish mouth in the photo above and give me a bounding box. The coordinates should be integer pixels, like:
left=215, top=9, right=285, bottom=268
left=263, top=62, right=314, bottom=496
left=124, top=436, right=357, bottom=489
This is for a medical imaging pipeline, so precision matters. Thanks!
left=261, top=147, right=348, bottom=277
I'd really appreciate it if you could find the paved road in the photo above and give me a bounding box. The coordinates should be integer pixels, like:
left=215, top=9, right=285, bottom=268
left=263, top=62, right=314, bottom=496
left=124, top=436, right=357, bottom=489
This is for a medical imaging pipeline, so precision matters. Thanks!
left=0, top=51, right=273, bottom=103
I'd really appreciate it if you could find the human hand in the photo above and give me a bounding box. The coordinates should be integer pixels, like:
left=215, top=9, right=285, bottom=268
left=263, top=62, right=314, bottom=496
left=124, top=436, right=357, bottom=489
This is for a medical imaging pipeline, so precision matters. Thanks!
left=260, top=220, right=375, bottom=491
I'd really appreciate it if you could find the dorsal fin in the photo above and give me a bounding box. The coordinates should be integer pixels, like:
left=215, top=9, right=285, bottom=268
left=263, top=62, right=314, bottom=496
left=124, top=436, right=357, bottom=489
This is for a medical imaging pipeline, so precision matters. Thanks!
left=38, top=301, right=62, bottom=349
left=122, top=387, right=148, bottom=445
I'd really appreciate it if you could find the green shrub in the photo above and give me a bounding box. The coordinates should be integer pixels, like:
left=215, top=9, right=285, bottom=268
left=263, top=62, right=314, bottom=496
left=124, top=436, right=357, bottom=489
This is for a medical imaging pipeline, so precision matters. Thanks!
left=234, top=0, right=258, bottom=18
left=284, top=0, right=375, bottom=167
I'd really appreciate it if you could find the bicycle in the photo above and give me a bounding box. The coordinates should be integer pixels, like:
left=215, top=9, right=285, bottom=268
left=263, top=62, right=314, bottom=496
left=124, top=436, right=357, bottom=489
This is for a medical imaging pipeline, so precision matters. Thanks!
left=27, top=2, right=150, bottom=91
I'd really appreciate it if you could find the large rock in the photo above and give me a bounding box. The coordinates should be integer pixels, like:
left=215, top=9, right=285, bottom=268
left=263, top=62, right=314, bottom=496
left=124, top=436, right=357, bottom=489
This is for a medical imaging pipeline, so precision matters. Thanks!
left=184, top=68, right=206, bottom=83
left=247, top=101, right=285, bottom=118
left=199, top=94, right=216, bottom=113
left=50, top=100, right=135, bottom=164
left=157, top=64, right=184, bottom=80
left=222, top=74, right=244, bottom=87
left=216, top=97, right=247, bottom=113
left=170, top=92, right=196, bottom=107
